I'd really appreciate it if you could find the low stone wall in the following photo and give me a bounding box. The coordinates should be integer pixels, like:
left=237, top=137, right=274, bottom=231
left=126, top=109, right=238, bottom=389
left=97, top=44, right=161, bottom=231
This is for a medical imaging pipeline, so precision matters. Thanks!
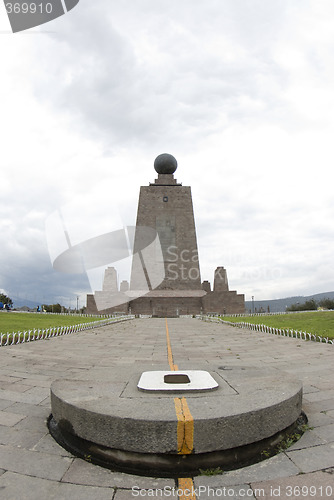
left=86, top=291, right=245, bottom=317
left=202, top=290, right=245, bottom=315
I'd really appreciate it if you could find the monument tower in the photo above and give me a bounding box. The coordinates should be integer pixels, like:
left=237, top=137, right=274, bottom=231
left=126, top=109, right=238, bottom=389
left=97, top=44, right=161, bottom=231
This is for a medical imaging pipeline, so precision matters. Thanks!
left=128, top=153, right=206, bottom=316
left=130, top=153, right=201, bottom=291
left=86, top=154, right=245, bottom=316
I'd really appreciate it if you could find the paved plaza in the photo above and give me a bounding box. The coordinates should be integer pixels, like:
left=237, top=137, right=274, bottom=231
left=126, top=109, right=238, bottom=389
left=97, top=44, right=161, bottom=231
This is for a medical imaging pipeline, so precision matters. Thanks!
left=0, top=317, right=333, bottom=499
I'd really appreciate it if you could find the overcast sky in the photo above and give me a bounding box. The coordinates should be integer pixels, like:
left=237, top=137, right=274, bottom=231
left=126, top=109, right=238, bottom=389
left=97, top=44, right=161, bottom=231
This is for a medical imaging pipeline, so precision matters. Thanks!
left=1, top=1, right=334, bottom=308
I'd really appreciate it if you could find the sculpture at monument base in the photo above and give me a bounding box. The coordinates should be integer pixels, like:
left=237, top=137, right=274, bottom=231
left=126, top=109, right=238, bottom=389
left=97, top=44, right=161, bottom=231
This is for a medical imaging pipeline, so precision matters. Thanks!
left=86, top=154, right=245, bottom=316
left=87, top=266, right=244, bottom=316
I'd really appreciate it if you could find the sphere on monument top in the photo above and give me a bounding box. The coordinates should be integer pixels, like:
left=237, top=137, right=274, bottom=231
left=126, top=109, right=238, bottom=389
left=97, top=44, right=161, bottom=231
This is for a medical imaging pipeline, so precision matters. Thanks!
left=154, top=153, right=178, bottom=174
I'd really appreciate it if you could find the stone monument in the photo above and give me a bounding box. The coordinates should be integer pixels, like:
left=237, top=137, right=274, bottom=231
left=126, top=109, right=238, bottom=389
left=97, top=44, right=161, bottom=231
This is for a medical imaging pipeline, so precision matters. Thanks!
left=49, top=156, right=305, bottom=476
left=86, top=154, right=245, bottom=316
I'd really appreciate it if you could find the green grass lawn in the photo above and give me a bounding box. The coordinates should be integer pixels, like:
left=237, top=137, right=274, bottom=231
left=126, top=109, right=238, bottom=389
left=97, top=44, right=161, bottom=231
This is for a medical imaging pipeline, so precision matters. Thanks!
left=222, top=311, right=334, bottom=340
left=0, top=312, right=103, bottom=335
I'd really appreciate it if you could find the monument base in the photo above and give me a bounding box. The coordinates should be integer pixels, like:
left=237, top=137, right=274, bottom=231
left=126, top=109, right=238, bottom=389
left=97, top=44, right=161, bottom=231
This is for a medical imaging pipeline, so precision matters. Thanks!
left=48, top=412, right=306, bottom=478
left=49, top=365, right=305, bottom=477
left=86, top=290, right=245, bottom=316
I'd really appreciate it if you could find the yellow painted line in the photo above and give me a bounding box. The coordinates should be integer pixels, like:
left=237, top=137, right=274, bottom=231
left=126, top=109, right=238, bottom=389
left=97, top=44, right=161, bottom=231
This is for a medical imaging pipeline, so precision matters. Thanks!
left=178, top=477, right=197, bottom=500
left=164, top=319, right=196, bottom=499
left=174, top=397, right=185, bottom=452
left=174, top=397, right=194, bottom=454
left=165, top=317, right=178, bottom=371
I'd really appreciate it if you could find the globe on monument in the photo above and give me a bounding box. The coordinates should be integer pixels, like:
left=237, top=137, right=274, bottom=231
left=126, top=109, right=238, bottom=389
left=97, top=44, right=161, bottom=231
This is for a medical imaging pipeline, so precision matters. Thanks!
left=154, top=153, right=178, bottom=174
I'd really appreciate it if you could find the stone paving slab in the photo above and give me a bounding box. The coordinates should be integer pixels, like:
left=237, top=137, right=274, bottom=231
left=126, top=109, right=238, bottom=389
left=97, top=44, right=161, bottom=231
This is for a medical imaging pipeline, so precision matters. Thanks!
left=193, top=453, right=300, bottom=488
left=186, top=484, right=256, bottom=500
left=0, top=381, right=33, bottom=393
left=0, top=400, right=13, bottom=411
left=0, top=317, right=333, bottom=499
left=286, top=429, right=327, bottom=450
left=0, top=443, right=72, bottom=480
left=287, top=443, right=334, bottom=473
left=31, top=432, right=74, bottom=456
left=3, top=401, right=50, bottom=417
left=306, top=411, right=333, bottom=428
left=62, top=458, right=175, bottom=490
left=312, top=423, right=334, bottom=443
left=0, top=409, right=26, bottom=426
left=0, top=387, right=47, bottom=405
left=250, top=468, right=334, bottom=499
left=0, top=471, right=115, bottom=500
left=0, top=424, right=46, bottom=448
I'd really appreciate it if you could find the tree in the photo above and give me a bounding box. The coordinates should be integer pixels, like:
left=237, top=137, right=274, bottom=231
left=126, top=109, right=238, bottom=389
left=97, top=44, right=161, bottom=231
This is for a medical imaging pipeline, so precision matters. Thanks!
left=318, top=298, right=334, bottom=310
left=42, top=303, right=62, bottom=313
left=0, top=293, right=13, bottom=306
left=304, top=299, right=317, bottom=310
left=287, top=299, right=317, bottom=311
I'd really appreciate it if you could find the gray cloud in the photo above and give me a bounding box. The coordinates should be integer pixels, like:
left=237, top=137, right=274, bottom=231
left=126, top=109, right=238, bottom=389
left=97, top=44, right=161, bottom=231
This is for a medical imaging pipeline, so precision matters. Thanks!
left=28, top=1, right=293, bottom=151
left=1, top=0, right=334, bottom=305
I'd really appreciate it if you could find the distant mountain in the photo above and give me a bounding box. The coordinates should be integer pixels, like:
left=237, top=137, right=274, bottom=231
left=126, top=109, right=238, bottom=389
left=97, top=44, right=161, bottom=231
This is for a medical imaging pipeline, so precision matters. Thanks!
left=11, top=297, right=44, bottom=310
left=11, top=290, right=334, bottom=314
left=245, top=291, right=334, bottom=313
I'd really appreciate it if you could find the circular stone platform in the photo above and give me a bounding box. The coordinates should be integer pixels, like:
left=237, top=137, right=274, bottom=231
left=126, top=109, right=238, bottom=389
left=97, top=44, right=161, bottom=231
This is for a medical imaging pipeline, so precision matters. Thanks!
left=49, top=365, right=304, bottom=477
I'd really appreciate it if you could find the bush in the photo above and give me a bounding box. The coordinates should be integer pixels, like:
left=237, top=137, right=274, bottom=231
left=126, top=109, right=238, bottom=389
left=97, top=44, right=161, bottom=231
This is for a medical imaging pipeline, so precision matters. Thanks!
left=287, top=299, right=317, bottom=311
left=318, top=298, right=334, bottom=310
left=0, top=293, right=13, bottom=306
left=42, top=303, right=62, bottom=313
left=287, top=298, right=334, bottom=311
